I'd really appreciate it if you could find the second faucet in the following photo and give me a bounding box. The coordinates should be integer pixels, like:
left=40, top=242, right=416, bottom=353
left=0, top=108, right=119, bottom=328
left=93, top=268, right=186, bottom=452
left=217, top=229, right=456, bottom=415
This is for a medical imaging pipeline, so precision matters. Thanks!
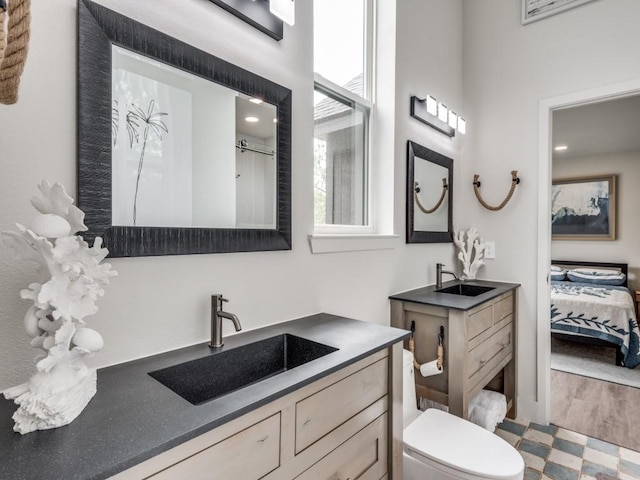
left=436, top=263, right=458, bottom=289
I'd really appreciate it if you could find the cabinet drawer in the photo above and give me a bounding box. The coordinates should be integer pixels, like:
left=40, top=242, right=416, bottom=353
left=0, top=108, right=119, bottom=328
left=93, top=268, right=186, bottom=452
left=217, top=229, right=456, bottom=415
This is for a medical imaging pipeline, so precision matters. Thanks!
left=466, top=304, right=493, bottom=340
left=294, top=413, right=388, bottom=480
left=149, top=413, right=280, bottom=480
left=468, top=323, right=512, bottom=386
left=295, top=358, right=388, bottom=453
left=493, top=294, right=514, bottom=323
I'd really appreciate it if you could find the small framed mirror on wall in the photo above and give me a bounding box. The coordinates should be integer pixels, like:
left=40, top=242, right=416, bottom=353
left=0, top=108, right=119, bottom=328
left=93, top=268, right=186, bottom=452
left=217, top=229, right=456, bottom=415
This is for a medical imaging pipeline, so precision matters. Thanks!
left=77, top=0, right=292, bottom=257
left=406, top=140, right=453, bottom=243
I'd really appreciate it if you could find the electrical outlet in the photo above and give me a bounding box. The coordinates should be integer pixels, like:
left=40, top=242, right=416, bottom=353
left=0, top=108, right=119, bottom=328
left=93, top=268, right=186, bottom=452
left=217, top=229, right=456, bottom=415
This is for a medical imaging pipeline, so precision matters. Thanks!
left=484, top=241, right=496, bottom=259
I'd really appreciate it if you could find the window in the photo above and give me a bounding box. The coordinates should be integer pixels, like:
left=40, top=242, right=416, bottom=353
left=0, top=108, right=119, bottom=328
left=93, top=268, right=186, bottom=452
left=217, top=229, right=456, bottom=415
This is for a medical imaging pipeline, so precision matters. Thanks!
left=313, top=0, right=374, bottom=231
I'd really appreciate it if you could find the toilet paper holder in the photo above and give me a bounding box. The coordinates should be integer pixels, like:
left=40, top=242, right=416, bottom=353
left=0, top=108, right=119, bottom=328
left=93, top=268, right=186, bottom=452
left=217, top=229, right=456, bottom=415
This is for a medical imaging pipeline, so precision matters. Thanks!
left=409, top=322, right=445, bottom=377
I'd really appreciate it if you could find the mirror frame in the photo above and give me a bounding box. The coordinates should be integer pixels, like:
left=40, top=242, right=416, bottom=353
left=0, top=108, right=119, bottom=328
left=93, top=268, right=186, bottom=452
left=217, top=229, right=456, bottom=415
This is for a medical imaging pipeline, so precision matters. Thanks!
left=406, top=140, right=453, bottom=243
left=77, top=0, right=292, bottom=257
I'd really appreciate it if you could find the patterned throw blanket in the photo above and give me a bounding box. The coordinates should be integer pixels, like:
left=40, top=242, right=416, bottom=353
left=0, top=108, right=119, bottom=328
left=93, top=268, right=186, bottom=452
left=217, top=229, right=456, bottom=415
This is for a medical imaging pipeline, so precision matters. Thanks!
left=551, top=281, right=640, bottom=368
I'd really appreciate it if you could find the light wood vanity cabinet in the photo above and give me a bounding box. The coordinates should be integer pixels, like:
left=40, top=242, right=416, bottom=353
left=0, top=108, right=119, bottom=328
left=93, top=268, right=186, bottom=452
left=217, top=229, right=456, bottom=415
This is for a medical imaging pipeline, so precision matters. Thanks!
left=390, top=288, right=517, bottom=420
left=111, top=348, right=398, bottom=480
left=149, top=413, right=281, bottom=480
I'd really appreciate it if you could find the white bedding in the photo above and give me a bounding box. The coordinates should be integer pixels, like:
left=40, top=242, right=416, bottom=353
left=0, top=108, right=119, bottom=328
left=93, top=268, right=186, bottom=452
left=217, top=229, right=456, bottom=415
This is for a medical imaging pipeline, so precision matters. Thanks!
left=550, top=281, right=640, bottom=368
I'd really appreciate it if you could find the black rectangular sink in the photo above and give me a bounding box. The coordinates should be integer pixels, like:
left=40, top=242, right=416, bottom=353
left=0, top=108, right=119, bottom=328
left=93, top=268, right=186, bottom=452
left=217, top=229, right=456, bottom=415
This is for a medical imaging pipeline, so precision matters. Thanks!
left=436, top=284, right=495, bottom=297
left=148, top=334, right=338, bottom=405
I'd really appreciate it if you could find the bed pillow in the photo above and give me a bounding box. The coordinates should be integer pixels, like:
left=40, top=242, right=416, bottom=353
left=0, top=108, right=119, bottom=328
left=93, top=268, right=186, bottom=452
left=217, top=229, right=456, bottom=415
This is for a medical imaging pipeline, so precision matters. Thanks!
left=566, top=268, right=626, bottom=286
left=550, top=266, right=566, bottom=281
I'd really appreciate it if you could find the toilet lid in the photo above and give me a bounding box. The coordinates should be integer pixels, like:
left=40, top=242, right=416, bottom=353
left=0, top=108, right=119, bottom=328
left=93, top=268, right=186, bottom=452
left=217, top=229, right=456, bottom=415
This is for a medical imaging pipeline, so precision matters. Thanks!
left=404, top=409, right=524, bottom=479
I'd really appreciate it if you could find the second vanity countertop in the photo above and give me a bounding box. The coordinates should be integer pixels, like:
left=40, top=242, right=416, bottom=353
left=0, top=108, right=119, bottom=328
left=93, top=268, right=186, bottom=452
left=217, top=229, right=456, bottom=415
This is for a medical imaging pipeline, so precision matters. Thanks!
left=389, top=279, right=520, bottom=311
left=0, top=313, right=409, bottom=480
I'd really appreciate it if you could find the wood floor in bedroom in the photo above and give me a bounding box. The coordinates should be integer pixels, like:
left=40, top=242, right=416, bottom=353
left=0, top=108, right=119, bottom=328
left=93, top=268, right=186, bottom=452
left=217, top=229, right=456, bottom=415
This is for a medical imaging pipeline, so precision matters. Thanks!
left=551, top=368, right=640, bottom=452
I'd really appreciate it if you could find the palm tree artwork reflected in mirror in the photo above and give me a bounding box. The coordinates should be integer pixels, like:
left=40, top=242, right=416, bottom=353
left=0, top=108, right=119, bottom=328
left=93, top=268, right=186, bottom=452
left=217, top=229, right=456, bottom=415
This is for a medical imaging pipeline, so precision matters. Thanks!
left=112, top=99, right=169, bottom=226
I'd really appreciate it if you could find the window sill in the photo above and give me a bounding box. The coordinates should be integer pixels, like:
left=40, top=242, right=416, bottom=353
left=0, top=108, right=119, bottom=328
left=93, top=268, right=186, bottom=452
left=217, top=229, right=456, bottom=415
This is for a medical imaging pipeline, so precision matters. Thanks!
left=308, top=234, right=400, bottom=254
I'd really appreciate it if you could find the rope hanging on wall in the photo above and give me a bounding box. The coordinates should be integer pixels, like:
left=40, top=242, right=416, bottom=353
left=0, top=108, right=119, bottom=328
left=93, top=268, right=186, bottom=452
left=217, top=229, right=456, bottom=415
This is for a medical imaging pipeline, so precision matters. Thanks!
left=472, top=170, right=520, bottom=211
left=0, top=0, right=31, bottom=105
left=0, top=1, right=7, bottom=67
left=414, top=178, right=448, bottom=214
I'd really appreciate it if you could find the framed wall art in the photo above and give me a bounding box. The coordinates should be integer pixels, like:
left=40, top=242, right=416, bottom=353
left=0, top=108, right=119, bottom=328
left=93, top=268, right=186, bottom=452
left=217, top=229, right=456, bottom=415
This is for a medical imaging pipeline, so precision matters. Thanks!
left=551, top=174, right=616, bottom=240
left=522, top=0, right=598, bottom=25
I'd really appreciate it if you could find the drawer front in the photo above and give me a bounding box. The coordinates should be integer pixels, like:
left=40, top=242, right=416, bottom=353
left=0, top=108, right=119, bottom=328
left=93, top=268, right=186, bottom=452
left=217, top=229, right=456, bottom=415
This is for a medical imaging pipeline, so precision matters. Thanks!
left=294, top=413, right=388, bottom=480
left=468, top=323, right=512, bottom=384
left=466, top=304, right=493, bottom=340
left=493, top=294, right=514, bottom=323
left=150, top=413, right=281, bottom=480
left=295, top=358, right=388, bottom=453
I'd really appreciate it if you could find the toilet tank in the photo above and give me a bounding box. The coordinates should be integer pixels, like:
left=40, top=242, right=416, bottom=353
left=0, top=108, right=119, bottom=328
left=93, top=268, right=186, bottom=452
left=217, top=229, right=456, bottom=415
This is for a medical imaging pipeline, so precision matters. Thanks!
left=403, top=349, right=420, bottom=428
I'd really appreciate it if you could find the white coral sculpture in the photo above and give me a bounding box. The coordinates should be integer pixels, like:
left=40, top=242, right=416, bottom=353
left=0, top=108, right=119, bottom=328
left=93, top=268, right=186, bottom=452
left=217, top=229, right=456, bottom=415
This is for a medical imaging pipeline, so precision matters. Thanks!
left=1, top=181, right=117, bottom=434
left=453, top=226, right=487, bottom=280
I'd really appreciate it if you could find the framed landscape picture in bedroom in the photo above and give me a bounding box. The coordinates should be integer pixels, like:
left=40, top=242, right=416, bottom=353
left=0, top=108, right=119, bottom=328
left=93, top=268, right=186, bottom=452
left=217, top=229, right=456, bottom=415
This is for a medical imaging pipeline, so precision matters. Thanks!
left=521, top=0, right=598, bottom=24
left=551, top=174, right=617, bottom=241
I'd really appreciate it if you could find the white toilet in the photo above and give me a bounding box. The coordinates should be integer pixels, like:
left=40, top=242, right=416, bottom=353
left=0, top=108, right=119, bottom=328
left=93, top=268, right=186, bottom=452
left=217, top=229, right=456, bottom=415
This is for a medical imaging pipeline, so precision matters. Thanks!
left=402, top=349, right=524, bottom=480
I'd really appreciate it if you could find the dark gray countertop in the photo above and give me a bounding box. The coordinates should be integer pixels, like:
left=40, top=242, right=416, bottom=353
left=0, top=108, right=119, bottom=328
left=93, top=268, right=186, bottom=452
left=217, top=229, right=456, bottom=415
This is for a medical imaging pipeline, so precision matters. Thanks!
left=0, top=313, right=409, bottom=480
left=389, top=279, right=520, bottom=311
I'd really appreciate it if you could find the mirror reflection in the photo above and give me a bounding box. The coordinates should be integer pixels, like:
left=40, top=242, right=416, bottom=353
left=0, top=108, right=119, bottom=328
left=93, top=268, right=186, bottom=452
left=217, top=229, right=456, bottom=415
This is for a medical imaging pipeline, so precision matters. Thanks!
left=406, top=140, right=453, bottom=243
left=111, top=46, right=277, bottom=229
left=413, top=160, right=449, bottom=232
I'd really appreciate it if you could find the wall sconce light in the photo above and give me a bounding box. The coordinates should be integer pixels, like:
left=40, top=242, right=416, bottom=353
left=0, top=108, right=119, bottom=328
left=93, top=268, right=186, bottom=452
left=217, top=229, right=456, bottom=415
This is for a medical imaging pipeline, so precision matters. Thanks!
left=458, top=117, right=466, bottom=134
left=437, top=103, right=448, bottom=123
left=270, top=0, right=295, bottom=26
left=448, top=111, right=457, bottom=130
left=410, top=95, right=467, bottom=137
left=209, top=0, right=294, bottom=41
left=426, top=95, right=438, bottom=116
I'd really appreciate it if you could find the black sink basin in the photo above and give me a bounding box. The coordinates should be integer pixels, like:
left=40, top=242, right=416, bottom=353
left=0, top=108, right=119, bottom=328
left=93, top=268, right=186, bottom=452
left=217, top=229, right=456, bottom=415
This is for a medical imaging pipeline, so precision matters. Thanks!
left=436, top=284, right=495, bottom=297
left=148, top=334, right=338, bottom=405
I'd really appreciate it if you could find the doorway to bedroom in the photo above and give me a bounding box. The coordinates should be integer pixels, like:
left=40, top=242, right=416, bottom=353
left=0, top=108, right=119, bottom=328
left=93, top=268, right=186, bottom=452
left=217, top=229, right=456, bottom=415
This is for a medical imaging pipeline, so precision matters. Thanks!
left=547, top=93, right=640, bottom=450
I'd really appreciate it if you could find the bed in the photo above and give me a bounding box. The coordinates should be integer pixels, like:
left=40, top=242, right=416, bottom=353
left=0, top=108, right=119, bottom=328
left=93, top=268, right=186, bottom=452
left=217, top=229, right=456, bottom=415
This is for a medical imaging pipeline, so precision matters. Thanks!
left=550, top=260, right=640, bottom=368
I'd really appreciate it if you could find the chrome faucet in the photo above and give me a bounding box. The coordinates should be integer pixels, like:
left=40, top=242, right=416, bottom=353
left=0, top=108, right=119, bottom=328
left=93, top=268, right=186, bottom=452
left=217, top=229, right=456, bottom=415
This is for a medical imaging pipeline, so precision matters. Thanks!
left=436, top=263, right=458, bottom=289
left=210, top=294, right=242, bottom=348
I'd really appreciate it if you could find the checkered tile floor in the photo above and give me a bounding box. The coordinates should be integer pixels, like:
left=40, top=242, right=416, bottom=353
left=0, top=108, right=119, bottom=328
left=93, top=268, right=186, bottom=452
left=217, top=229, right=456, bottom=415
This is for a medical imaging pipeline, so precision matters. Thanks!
left=495, top=418, right=640, bottom=479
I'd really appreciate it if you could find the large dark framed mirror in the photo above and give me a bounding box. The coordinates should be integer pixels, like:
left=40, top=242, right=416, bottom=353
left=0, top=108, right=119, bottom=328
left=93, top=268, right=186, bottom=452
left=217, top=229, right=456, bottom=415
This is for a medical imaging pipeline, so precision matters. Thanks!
left=406, top=141, right=453, bottom=243
left=77, top=0, right=292, bottom=257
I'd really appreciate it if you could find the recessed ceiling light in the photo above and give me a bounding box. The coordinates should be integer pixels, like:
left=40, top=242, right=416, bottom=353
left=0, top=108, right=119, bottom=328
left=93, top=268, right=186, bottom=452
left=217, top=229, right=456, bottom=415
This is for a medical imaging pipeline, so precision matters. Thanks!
left=273, top=118, right=278, bottom=123
left=249, top=98, right=263, bottom=104
left=245, top=116, right=259, bottom=123
left=554, top=145, right=568, bottom=151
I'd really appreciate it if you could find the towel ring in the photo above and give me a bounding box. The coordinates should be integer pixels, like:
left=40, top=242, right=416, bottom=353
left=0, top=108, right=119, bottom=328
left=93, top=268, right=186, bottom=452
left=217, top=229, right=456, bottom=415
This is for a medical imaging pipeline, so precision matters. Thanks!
left=472, top=170, right=520, bottom=211
left=414, top=178, right=448, bottom=214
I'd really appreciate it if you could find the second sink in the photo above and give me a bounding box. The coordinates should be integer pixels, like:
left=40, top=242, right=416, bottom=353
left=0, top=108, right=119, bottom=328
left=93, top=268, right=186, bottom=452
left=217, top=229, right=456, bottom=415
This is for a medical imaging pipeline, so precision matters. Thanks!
left=149, top=334, right=338, bottom=405
left=436, top=284, right=495, bottom=297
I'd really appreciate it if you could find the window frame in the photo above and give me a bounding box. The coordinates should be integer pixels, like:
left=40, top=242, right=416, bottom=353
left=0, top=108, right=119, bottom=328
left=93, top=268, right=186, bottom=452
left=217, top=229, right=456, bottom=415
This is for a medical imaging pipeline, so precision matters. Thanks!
left=312, top=0, right=376, bottom=235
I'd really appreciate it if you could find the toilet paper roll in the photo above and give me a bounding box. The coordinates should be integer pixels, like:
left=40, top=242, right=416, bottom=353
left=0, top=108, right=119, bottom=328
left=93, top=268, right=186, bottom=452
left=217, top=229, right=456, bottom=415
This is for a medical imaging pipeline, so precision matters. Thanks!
left=419, top=360, right=442, bottom=377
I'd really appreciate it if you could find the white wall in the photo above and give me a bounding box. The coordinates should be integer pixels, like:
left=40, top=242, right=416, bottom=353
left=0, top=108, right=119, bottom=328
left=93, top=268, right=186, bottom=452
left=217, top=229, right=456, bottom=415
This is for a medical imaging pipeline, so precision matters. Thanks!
left=552, top=150, right=640, bottom=292
left=462, top=0, right=640, bottom=420
left=0, top=0, right=463, bottom=389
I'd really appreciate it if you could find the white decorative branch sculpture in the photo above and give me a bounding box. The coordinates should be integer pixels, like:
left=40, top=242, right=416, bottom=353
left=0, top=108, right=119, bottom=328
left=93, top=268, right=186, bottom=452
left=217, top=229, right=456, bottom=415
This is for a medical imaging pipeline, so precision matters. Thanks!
left=453, top=226, right=487, bottom=280
left=1, top=181, right=117, bottom=434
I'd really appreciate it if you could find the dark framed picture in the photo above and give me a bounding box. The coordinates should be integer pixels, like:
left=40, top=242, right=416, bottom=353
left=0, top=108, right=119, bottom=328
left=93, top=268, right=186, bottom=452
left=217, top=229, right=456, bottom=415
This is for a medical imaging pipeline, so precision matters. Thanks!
left=522, top=0, right=598, bottom=25
left=551, top=175, right=616, bottom=240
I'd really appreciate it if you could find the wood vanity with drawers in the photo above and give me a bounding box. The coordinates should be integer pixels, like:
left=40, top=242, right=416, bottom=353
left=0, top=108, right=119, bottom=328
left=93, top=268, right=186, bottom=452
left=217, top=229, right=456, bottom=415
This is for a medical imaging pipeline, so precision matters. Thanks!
left=390, top=280, right=519, bottom=420
left=114, top=349, right=394, bottom=479
left=0, top=314, right=408, bottom=480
